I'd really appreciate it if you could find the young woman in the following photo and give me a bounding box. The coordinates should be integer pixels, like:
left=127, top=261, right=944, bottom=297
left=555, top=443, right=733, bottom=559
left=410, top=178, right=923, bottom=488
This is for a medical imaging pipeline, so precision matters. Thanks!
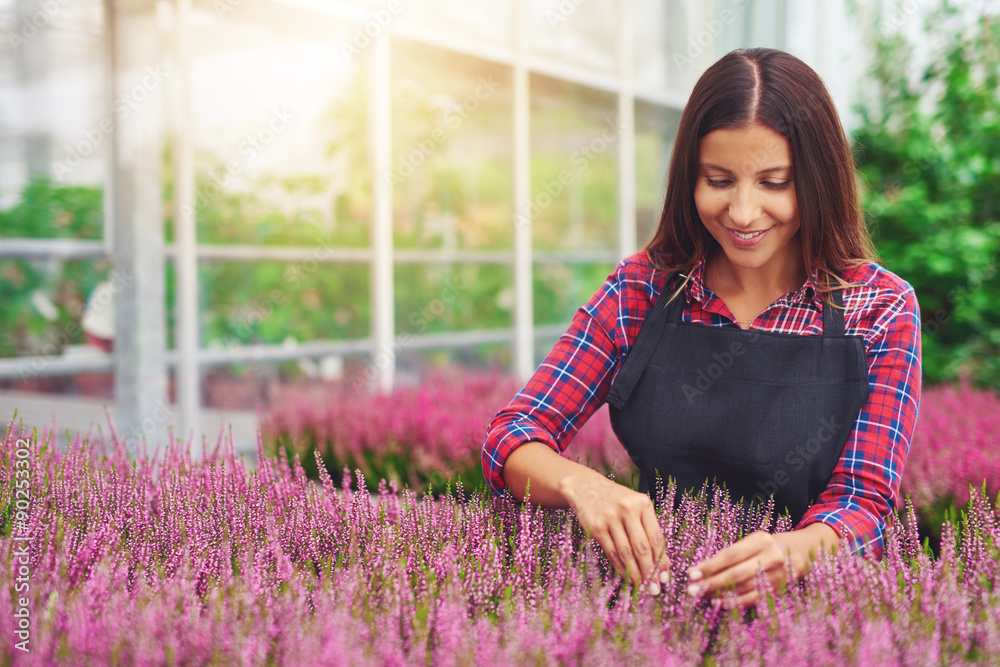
left=482, top=48, right=921, bottom=608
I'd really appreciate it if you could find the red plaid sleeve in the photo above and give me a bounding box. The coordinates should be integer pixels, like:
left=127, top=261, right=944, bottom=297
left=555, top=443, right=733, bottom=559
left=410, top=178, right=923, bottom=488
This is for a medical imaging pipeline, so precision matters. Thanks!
left=481, top=252, right=661, bottom=494
left=797, top=266, right=922, bottom=558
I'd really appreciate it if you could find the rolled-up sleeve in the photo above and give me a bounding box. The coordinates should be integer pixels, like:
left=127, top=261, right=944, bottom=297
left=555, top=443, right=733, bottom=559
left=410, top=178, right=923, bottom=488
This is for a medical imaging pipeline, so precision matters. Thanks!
left=798, top=282, right=922, bottom=558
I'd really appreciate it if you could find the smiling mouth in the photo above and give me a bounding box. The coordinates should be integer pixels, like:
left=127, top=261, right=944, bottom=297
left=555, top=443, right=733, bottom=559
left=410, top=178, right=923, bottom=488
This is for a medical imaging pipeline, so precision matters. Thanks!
left=730, top=229, right=769, bottom=240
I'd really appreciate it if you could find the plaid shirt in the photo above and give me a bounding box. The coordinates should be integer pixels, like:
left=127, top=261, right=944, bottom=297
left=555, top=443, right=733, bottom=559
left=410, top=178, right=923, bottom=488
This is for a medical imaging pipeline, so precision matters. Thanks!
left=482, top=250, right=922, bottom=557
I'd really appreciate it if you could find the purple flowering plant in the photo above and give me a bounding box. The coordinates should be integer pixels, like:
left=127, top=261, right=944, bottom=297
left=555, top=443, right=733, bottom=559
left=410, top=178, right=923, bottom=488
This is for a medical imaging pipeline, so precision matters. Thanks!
left=901, top=381, right=1000, bottom=547
left=260, top=373, right=636, bottom=496
left=2, top=414, right=1000, bottom=665
left=262, top=374, right=1000, bottom=540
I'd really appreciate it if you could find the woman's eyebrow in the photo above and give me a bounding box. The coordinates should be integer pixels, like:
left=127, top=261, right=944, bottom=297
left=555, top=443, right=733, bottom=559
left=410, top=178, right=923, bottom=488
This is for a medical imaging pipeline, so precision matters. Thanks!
left=700, top=163, right=792, bottom=175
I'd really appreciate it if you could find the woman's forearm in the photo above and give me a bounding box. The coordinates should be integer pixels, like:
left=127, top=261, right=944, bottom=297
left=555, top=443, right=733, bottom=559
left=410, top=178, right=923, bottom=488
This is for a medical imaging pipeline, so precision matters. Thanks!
left=502, top=441, right=610, bottom=508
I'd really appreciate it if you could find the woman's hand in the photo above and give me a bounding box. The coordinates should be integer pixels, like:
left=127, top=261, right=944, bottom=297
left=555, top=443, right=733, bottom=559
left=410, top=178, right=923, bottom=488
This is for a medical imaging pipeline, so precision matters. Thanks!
left=559, top=472, right=671, bottom=593
left=686, top=522, right=839, bottom=608
left=503, top=441, right=670, bottom=593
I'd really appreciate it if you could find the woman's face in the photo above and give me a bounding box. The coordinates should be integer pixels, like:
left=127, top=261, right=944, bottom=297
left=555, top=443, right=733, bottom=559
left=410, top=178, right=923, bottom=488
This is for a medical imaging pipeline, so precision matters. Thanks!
left=694, top=123, right=801, bottom=275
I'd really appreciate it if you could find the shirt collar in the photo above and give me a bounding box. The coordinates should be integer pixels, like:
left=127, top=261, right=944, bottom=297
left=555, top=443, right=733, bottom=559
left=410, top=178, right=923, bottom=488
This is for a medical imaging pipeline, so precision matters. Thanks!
left=683, top=254, right=822, bottom=308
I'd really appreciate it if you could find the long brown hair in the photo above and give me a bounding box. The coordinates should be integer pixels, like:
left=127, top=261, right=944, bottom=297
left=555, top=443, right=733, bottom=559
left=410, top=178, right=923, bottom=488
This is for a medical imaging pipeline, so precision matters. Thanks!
left=646, top=47, right=877, bottom=303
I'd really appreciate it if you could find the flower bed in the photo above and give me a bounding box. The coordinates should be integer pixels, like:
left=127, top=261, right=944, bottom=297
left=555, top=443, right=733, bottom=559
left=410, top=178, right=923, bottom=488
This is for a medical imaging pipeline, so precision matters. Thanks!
left=263, top=376, right=1000, bottom=542
left=261, top=373, right=636, bottom=495
left=2, top=420, right=999, bottom=665
left=902, top=381, right=1000, bottom=509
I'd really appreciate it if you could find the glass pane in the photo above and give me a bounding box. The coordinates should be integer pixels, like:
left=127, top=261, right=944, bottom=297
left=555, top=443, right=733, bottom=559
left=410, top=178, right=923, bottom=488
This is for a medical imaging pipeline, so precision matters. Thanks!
left=697, top=0, right=789, bottom=59
left=185, top=6, right=365, bottom=248
left=525, top=0, right=618, bottom=73
left=663, top=0, right=717, bottom=97
left=0, top=0, right=104, bottom=208
left=634, top=0, right=671, bottom=92
left=0, top=0, right=107, bottom=369
left=636, top=101, right=681, bottom=247
left=529, top=73, right=618, bottom=253
left=533, top=261, right=616, bottom=327
left=198, top=261, right=370, bottom=349
left=638, top=0, right=785, bottom=97
left=389, top=39, right=513, bottom=251
left=736, top=0, right=787, bottom=52
left=393, top=262, right=511, bottom=379
left=0, top=253, right=110, bottom=357
left=393, top=0, right=511, bottom=51
left=394, top=263, right=510, bottom=335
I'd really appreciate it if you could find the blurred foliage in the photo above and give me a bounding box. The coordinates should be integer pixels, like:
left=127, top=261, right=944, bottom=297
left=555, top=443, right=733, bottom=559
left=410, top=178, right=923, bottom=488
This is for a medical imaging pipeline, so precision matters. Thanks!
left=0, top=178, right=107, bottom=357
left=1, top=175, right=609, bottom=371
left=173, top=173, right=371, bottom=350
left=853, top=1, right=1000, bottom=386
left=269, top=428, right=487, bottom=498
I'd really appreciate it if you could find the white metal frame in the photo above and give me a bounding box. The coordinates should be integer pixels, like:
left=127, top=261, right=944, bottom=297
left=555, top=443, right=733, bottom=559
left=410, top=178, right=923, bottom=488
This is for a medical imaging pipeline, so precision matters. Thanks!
left=0, top=0, right=707, bottom=446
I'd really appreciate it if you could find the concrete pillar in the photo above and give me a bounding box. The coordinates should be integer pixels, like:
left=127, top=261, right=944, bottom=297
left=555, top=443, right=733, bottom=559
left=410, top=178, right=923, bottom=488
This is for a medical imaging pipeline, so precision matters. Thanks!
left=370, top=30, right=395, bottom=392
left=172, top=0, right=201, bottom=447
left=512, top=0, right=534, bottom=382
left=617, top=0, right=637, bottom=260
left=107, top=0, right=169, bottom=450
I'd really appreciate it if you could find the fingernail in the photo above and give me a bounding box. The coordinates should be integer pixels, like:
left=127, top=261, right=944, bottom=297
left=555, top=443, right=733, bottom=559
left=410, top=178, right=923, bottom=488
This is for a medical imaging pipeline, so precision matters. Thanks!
left=688, top=569, right=703, bottom=582
left=686, top=584, right=701, bottom=598
left=659, top=570, right=671, bottom=585
left=648, top=582, right=661, bottom=596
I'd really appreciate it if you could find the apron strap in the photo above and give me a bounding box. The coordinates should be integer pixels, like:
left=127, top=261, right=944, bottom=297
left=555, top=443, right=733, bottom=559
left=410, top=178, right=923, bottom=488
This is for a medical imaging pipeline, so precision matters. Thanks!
left=605, top=267, right=849, bottom=411
left=823, top=283, right=846, bottom=336
left=605, top=270, right=682, bottom=410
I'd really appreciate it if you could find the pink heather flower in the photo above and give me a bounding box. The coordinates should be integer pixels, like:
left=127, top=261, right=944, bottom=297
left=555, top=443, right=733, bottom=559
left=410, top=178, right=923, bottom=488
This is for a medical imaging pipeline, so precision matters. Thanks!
left=1, top=388, right=999, bottom=665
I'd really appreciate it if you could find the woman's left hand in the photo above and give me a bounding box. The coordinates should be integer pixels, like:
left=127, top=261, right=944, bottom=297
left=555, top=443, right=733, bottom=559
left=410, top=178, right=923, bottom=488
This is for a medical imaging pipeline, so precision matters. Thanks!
left=685, top=523, right=839, bottom=609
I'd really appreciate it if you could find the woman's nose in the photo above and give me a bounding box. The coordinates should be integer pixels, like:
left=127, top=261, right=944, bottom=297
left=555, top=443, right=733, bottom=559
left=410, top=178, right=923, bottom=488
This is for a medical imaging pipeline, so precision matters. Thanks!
left=728, top=188, right=762, bottom=227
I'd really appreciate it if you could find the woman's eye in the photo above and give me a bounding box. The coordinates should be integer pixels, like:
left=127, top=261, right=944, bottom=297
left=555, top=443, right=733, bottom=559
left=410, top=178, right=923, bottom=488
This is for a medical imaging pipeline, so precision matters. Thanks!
left=705, top=178, right=791, bottom=190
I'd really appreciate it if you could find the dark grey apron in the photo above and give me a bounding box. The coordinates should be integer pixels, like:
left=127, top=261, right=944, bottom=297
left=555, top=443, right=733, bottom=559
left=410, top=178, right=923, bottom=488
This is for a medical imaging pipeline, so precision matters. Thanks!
left=606, top=269, right=870, bottom=524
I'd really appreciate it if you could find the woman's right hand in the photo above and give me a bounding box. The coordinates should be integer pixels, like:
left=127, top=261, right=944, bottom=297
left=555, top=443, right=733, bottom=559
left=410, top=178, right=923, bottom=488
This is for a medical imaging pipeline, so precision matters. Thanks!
left=559, top=472, right=671, bottom=593
left=503, top=441, right=670, bottom=594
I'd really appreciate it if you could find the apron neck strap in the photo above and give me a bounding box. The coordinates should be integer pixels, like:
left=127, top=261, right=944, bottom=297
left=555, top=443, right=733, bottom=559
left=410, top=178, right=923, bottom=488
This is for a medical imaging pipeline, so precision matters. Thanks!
left=822, top=283, right=846, bottom=336
left=662, top=270, right=687, bottom=321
